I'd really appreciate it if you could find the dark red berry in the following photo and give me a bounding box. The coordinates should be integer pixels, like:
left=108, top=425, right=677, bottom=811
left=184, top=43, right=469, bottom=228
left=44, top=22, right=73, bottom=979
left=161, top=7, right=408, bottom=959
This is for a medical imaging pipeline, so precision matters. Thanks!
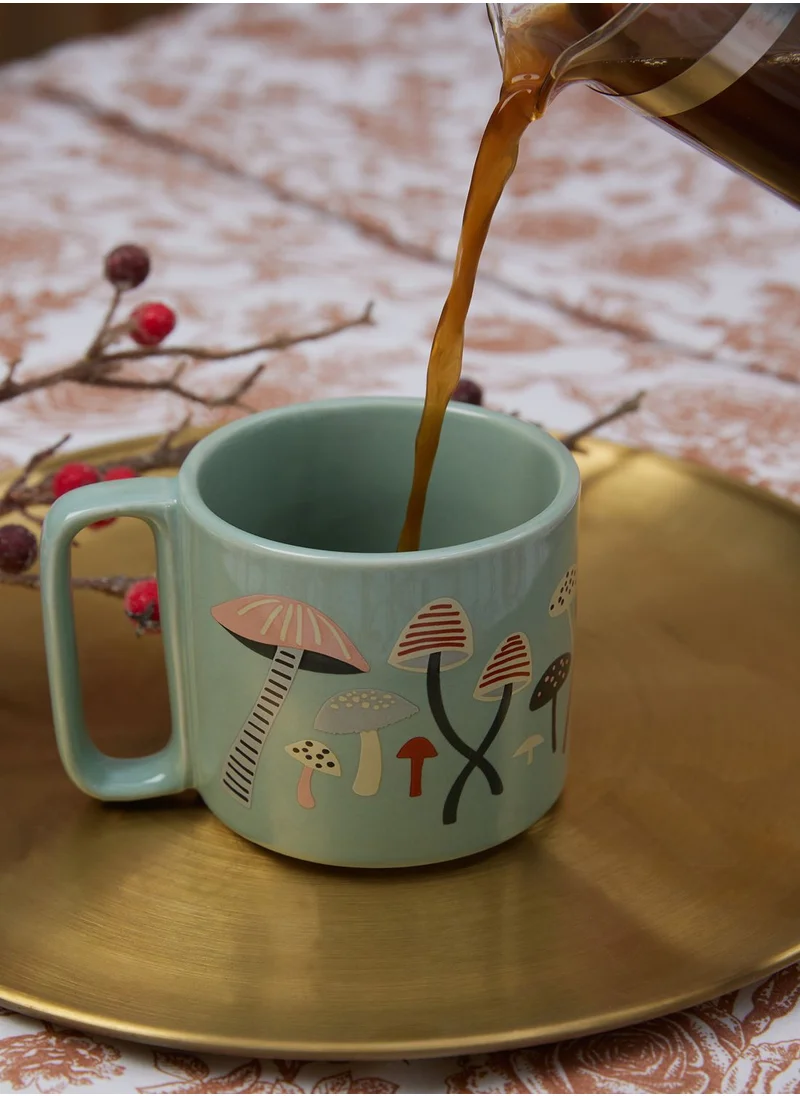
left=91, top=466, right=139, bottom=529
left=0, top=524, right=38, bottom=575
left=52, top=462, right=101, bottom=499
left=104, top=244, right=150, bottom=290
left=124, top=578, right=160, bottom=635
left=129, top=302, right=176, bottom=347
left=452, top=377, right=483, bottom=406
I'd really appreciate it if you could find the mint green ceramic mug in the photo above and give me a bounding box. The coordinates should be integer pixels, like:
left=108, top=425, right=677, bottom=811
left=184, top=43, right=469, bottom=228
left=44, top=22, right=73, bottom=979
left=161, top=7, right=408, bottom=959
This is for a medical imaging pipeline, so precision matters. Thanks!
left=41, top=398, right=579, bottom=868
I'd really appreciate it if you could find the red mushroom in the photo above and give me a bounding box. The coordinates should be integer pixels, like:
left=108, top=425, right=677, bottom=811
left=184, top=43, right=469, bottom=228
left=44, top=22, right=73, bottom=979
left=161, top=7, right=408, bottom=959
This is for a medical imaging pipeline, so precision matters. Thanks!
left=211, top=595, right=368, bottom=806
left=396, top=737, right=438, bottom=797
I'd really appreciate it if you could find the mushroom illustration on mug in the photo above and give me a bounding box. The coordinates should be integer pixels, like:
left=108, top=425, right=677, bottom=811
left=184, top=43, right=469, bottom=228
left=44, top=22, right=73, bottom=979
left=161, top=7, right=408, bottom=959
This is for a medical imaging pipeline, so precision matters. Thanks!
left=397, top=737, right=438, bottom=797
left=211, top=595, right=368, bottom=806
left=314, top=689, right=419, bottom=797
left=513, top=733, right=544, bottom=765
left=529, top=653, right=572, bottom=753
left=549, top=565, right=577, bottom=651
left=389, top=600, right=501, bottom=803
left=439, top=632, right=533, bottom=827
left=285, top=739, right=341, bottom=809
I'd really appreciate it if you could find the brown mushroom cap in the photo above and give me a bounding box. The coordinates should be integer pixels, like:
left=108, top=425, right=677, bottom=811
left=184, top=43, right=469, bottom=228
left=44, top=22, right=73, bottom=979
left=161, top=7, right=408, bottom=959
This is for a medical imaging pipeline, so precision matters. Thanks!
left=212, top=595, right=369, bottom=672
left=549, top=566, right=577, bottom=618
left=529, top=653, right=572, bottom=711
left=474, top=632, right=533, bottom=701
left=315, top=689, right=418, bottom=734
left=285, top=738, right=341, bottom=776
left=389, top=599, right=473, bottom=672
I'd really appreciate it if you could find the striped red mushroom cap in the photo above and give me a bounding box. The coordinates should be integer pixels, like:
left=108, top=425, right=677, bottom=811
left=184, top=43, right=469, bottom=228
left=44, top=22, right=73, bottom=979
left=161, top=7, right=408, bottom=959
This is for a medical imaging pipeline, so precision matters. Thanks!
left=474, top=632, right=533, bottom=700
left=389, top=598, right=473, bottom=672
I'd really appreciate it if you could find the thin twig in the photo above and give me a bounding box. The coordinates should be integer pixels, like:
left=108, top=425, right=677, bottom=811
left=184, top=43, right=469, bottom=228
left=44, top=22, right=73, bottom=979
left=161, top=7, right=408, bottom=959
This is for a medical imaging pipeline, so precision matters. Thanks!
left=85, top=286, right=122, bottom=358
left=560, top=390, right=647, bottom=451
left=99, top=301, right=375, bottom=364
left=0, top=434, right=72, bottom=518
left=0, top=421, right=197, bottom=519
left=0, top=301, right=374, bottom=405
left=0, top=573, right=147, bottom=598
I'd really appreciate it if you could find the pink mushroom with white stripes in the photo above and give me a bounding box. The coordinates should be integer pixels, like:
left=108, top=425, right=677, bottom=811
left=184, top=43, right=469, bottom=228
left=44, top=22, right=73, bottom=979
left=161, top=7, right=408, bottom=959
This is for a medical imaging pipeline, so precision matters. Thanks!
left=211, top=595, right=369, bottom=806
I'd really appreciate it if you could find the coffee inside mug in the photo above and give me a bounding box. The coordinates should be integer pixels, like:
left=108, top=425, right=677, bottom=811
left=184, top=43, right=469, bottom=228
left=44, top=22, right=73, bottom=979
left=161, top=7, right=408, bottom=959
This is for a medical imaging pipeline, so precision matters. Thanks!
left=197, top=401, right=564, bottom=553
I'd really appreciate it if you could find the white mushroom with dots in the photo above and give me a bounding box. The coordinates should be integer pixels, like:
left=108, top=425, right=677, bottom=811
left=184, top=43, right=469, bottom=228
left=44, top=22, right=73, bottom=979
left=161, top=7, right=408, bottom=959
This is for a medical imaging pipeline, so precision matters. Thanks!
left=314, top=689, right=419, bottom=797
left=211, top=594, right=368, bottom=807
left=285, top=739, right=341, bottom=809
left=549, top=565, right=577, bottom=650
left=474, top=632, right=533, bottom=703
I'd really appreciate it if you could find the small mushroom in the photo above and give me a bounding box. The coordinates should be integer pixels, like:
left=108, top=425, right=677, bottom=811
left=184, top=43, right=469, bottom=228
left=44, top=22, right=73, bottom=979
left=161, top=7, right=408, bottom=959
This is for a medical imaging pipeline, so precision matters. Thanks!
left=474, top=632, right=533, bottom=702
left=314, top=689, right=418, bottom=797
left=212, top=595, right=368, bottom=806
left=549, top=565, right=577, bottom=650
left=285, top=739, right=341, bottom=809
left=513, top=734, right=544, bottom=765
left=396, top=737, right=438, bottom=797
left=529, top=653, right=572, bottom=753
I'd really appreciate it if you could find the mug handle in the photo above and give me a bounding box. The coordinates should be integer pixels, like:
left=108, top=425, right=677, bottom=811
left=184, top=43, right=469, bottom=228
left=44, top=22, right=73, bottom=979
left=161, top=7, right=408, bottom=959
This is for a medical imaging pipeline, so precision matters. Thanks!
left=40, top=476, right=191, bottom=800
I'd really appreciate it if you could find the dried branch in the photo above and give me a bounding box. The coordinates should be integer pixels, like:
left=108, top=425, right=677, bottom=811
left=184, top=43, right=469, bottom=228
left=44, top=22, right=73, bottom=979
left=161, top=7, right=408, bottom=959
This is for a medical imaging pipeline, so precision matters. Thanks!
left=0, top=421, right=196, bottom=519
left=0, top=572, right=146, bottom=598
left=560, top=390, right=646, bottom=451
left=86, top=358, right=268, bottom=410
left=0, top=299, right=374, bottom=405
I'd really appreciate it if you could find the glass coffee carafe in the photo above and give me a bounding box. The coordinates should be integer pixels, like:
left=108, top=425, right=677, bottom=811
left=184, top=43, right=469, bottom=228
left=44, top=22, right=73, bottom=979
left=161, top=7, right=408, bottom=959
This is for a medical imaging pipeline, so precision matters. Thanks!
left=487, top=3, right=800, bottom=206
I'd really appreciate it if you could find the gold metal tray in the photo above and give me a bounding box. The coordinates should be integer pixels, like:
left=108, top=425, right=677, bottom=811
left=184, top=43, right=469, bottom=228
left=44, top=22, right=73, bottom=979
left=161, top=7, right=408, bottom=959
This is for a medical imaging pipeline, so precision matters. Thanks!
left=1, top=437, right=799, bottom=1060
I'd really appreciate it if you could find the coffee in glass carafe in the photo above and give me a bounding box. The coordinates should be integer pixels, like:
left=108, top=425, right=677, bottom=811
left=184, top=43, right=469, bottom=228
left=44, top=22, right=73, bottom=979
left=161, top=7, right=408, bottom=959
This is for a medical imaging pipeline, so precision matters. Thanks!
left=489, top=3, right=800, bottom=206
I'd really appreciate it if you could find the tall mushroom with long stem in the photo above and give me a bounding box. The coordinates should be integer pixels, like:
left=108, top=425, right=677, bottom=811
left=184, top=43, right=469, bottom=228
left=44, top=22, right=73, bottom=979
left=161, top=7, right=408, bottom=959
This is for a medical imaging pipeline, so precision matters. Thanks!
left=389, top=599, right=501, bottom=797
left=314, top=688, right=418, bottom=797
left=440, top=632, right=533, bottom=826
left=211, top=595, right=368, bottom=806
left=549, top=565, right=577, bottom=651
left=529, top=653, right=572, bottom=753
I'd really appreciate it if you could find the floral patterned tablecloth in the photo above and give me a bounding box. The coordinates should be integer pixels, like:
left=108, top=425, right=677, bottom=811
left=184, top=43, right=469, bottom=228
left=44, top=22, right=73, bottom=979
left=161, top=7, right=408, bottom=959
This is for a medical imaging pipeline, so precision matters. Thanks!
left=1, top=4, right=800, bottom=1092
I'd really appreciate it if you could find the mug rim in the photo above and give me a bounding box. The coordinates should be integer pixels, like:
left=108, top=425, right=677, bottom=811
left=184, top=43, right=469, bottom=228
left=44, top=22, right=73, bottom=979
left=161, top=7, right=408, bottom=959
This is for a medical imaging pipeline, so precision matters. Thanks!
left=178, top=396, right=580, bottom=566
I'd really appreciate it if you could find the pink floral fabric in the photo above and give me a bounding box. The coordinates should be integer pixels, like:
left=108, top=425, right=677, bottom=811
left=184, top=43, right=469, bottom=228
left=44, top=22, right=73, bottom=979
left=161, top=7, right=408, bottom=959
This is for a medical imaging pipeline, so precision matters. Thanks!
left=0, top=4, right=799, bottom=1092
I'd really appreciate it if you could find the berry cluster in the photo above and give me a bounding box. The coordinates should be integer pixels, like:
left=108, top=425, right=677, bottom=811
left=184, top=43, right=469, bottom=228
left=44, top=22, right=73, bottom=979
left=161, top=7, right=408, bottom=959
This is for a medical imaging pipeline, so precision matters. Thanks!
left=104, top=244, right=176, bottom=347
left=0, top=452, right=159, bottom=633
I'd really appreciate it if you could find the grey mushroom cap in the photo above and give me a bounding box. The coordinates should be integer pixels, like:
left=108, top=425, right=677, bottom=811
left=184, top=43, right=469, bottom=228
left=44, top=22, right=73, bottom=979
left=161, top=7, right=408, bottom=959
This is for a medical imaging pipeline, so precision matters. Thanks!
left=314, top=688, right=419, bottom=735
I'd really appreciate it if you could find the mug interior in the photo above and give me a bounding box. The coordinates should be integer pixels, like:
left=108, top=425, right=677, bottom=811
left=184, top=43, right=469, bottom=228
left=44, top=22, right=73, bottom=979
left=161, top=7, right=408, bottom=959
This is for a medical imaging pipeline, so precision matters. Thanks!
left=195, top=401, right=571, bottom=553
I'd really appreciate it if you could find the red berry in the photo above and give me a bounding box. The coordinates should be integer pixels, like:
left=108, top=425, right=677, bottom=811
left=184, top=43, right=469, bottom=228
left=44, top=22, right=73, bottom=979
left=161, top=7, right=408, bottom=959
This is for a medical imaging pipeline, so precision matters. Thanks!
left=452, top=378, right=483, bottom=406
left=52, top=462, right=101, bottom=499
left=0, top=524, right=38, bottom=574
left=129, top=302, right=176, bottom=346
left=104, top=244, right=150, bottom=290
left=102, top=465, right=138, bottom=482
left=91, top=466, right=139, bottom=529
left=124, top=578, right=160, bottom=635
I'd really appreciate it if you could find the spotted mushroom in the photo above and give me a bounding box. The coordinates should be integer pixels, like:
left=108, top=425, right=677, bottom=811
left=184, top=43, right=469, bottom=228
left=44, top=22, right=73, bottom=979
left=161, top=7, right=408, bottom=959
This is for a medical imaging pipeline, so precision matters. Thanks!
left=211, top=595, right=368, bottom=806
left=529, top=653, right=572, bottom=753
left=314, top=689, right=418, bottom=797
left=285, top=739, right=341, bottom=809
left=549, top=565, right=577, bottom=651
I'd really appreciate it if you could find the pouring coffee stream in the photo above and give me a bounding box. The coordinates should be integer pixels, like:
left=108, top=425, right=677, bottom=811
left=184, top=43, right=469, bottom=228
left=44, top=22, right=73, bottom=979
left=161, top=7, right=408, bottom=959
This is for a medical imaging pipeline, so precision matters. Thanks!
left=397, top=2, right=800, bottom=552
